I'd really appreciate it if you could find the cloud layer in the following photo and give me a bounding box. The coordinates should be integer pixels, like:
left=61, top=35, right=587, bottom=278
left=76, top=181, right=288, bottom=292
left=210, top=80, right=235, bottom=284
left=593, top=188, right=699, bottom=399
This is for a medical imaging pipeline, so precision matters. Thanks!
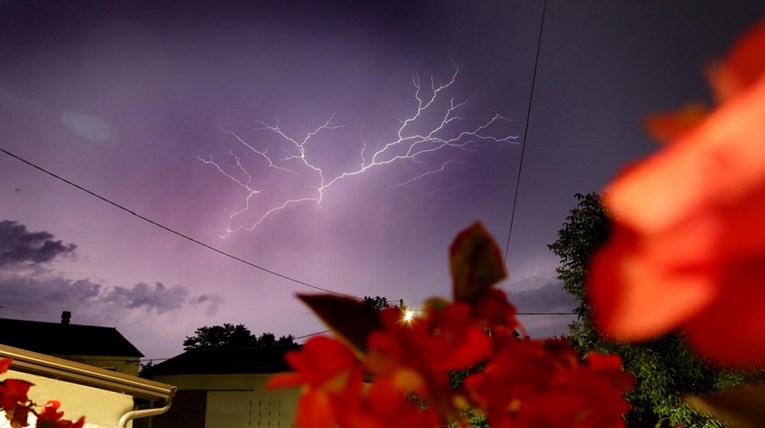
left=506, top=275, right=577, bottom=338
left=0, top=220, right=222, bottom=323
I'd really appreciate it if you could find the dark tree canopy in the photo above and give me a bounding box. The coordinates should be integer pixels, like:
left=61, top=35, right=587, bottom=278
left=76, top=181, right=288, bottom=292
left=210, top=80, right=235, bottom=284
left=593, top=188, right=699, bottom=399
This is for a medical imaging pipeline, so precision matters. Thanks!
left=183, top=323, right=296, bottom=350
left=362, top=296, right=389, bottom=311
left=547, top=192, right=609, bottom=350
left=549, top=193, right=744, bottom=428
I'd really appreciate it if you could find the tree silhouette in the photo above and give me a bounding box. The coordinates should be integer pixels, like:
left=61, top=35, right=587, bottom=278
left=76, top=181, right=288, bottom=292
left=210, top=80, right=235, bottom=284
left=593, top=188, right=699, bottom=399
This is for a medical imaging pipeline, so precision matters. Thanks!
left=362, top=296, right=389, bottom=311
left=183, top=323, right=295, bottom=350
left=549, top=193, right=745, bottom=428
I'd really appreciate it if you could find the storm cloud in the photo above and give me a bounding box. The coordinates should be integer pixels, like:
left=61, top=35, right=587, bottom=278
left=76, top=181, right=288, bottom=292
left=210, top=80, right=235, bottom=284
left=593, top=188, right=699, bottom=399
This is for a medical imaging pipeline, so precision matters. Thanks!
left=0, top=276, right=102, bottom=321
left=190, top=293, right=225, bottom=316
left=0, top=275, right=221, bottom=322
left=0, top=220, right=76, bottom=267
left=104, top=282, right=190, bottom=314
left=506, top=275, right=577, bottom=339
left=0, top=220, right=223, bottom=322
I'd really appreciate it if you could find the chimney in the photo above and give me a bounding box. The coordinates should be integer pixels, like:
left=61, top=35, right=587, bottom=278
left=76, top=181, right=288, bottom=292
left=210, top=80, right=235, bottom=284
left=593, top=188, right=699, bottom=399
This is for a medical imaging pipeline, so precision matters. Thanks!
left=61, top=311, right=71, bottom=325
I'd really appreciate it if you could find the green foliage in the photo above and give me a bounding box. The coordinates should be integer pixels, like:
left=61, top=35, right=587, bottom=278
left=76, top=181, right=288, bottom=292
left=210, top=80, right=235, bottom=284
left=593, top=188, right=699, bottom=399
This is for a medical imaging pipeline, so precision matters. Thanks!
left=183, top=323, right=295, bottom=350
left=549, top=193, right=744, bottom=428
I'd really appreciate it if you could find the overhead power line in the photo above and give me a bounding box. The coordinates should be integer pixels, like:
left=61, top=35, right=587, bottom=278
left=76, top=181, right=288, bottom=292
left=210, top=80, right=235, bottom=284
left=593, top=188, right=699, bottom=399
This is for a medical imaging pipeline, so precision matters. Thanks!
left=0, top=147, right=358, bottom=299
left=517, top=312, right=575, bottom=315
left=504, top=0, right=548, bottom=260
left=294, top=330, right=331, bottom=340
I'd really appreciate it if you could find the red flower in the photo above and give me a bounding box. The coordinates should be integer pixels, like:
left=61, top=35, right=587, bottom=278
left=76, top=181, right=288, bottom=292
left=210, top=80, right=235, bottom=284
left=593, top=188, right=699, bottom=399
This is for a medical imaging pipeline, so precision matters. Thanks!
left=0, top=378, right=32, bottom=411
left=0, top=359, right=12, bottom=375
left=272, top=222, right=632, bottom=427
left=364, top=305, right=491, bottom=423
left=588, top=18, right=765, bottom=365
left=464, top=340, right=632, bottom=428
left=343, top=378, right=440, bottom=428
left=36, top=401, right=85, bottom=428
left=267, top=336, right=363, bottom=428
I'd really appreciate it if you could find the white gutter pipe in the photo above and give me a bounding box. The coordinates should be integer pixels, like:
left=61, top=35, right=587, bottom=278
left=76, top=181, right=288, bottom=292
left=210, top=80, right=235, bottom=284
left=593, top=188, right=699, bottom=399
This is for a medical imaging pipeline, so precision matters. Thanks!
left=0, top=345, right=176, bottom=427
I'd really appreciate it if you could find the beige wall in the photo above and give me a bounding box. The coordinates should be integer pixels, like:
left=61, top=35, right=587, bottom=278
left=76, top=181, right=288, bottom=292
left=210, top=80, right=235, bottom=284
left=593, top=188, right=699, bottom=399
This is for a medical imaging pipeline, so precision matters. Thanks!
left=154, top=374, right=299, bottom=428
left=5, top=369, right=135, bottom=428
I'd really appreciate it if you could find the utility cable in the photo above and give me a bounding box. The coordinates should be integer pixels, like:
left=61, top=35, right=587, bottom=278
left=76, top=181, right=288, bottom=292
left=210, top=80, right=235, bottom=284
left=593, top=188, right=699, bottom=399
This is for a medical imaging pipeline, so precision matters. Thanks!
left=0, top=147, right=358, bottom=299
left=517, top=312, right=574, bottom=315
left=504, top=0, right=548, bottom=261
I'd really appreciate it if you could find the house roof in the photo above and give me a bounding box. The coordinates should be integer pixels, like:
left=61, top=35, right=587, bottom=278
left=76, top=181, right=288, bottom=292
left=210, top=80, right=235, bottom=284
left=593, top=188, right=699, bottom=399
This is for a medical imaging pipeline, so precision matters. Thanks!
left=0, top=318, right=143, bottom=358
left=147, top=346, right=300, bottom=376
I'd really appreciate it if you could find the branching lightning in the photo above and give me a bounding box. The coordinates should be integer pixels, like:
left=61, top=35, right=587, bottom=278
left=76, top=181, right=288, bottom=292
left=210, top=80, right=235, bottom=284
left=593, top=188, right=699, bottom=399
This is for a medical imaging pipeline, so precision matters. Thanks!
left=200, top=64, right=518, bottom=238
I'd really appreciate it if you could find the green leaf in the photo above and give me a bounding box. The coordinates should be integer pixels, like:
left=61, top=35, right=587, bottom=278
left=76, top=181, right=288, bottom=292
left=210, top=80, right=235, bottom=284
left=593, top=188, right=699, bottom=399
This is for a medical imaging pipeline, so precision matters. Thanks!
left=297, top=294, right=381, bottom=356
left=449, top=222, right=507, bottom=303
left=685, top=384, right=765, bottom=428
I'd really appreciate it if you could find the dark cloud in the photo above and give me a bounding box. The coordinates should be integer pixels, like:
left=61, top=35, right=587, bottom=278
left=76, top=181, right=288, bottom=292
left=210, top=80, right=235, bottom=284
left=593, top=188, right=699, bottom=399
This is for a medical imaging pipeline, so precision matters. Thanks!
left=104, top=282, right=189, bottom=314
left=0, top=220, right=76, bottom=267
left=0, top=274, right=221, bottom=324
left=0, top=276, right=101, bottom=321
left=0, top=220, right=223, bottom=318
left=190, top=293, right=224, bottom=316
left=505, top=276, right=577, bottom=339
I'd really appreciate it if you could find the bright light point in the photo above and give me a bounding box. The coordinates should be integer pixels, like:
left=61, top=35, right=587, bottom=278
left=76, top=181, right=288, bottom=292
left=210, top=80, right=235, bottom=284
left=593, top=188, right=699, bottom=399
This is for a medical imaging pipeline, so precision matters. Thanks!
left=402, top=309, right=416, bottom=323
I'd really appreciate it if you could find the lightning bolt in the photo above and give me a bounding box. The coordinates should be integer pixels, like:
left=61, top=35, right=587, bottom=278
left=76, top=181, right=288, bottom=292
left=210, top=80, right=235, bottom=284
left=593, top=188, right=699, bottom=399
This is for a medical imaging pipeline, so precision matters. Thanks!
left=201, top=64, right=518, bottom=238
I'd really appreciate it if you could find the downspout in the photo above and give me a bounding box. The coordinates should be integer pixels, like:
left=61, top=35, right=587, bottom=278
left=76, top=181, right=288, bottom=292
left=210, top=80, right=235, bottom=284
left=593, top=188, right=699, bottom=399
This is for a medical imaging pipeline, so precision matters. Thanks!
left=117, top=388, right=176, bottom=428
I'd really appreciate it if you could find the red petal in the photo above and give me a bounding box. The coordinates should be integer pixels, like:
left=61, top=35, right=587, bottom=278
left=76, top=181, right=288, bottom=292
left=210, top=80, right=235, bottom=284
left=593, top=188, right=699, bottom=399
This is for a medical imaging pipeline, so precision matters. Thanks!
left=587, top=225, right=718, bottom=341
left=605, top=70, right=765, bottom=236
left=266, top=372, right=304, bottom=389
left=708, top=18, right=765, bottom=101
left=0, top=359, right=12, bottom=374
left=295, top=391, right=335, bottom=428
left=643, top=102, right=708, bottom=144
left=586, top=353, right=623, bottom=371
left=450, top=222, right=507, bottom=303
left=445, top=328, right=491, bottom=369
left=297, top=294, right=381, bottom=355
left=683, top=260, right=765, bottom=366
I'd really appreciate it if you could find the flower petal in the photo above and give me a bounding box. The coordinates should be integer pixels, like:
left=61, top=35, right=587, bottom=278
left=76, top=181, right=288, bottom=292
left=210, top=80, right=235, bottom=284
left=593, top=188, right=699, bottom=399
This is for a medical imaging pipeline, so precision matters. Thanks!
left=588, top=225, right=718, bottom=340
left=683, top=259, right=765, bottom=366
left=605, top=69, right=765, bottom=235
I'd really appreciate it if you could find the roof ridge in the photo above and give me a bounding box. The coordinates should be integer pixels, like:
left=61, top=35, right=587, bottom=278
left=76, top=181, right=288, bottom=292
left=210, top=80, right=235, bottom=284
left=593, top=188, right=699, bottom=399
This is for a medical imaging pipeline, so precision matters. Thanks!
left=0, top=318, right=116, bottom=329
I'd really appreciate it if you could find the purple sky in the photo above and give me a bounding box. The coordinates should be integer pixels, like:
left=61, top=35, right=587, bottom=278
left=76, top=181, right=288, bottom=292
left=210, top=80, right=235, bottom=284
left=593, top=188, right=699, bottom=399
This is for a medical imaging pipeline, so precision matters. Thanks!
left=2, top=1, right=764, bottom=361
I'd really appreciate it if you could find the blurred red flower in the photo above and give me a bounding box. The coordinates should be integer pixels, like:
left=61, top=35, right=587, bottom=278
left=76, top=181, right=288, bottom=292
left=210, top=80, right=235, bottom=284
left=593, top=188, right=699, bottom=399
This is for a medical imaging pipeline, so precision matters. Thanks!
left=589, top=18, right=765, bottom=365
left=464, top=340, right=631, bottom=428
left=0, top=378, right=32, bottom=412
left=271, top=222, right=632, bottom=427
left=267, top=336, right=363, bottom=428
left=36, top=401, right=85, bottom=428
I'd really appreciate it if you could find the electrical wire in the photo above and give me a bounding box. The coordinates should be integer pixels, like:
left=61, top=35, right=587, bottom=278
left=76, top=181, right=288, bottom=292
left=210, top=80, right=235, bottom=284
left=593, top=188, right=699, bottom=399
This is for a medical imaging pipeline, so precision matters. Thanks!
left=0, top=147, right=359, bottom=299
left=504, top=0, right=548, bottom=261
left=293, top=330, right=331, bottom=340
left=517, top=312, right=574, bottom=315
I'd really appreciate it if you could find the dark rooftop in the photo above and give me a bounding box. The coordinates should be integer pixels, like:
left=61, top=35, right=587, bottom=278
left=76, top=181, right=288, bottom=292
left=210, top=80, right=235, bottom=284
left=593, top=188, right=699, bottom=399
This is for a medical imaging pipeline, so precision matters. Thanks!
left=147, top=346, right=300, bottom=377
left=0, top=318, right=143, bottom=357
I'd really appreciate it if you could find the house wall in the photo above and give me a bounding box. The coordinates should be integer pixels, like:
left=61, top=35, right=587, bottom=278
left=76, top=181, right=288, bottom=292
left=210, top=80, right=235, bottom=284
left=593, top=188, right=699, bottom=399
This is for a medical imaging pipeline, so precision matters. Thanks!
left=152, top=374, right=299, bottom=428
left=5, top=369, right=136, bottom=428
